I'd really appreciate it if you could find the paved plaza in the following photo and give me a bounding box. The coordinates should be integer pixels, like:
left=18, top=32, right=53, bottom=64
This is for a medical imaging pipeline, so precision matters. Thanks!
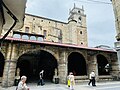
left=1, top=81, right=120, bottom=90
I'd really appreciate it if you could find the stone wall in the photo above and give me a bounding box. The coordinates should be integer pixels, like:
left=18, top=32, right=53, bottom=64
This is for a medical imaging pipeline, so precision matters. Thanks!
left=0, top=41, right=118, bottom=87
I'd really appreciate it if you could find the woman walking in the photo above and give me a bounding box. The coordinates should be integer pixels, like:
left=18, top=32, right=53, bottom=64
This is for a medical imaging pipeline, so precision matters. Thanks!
left=68, top=72, right=75, bottom=90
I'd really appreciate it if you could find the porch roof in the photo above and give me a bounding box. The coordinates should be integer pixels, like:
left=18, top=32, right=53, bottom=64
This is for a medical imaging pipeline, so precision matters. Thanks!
left=0, top=37, right=116, bottom=53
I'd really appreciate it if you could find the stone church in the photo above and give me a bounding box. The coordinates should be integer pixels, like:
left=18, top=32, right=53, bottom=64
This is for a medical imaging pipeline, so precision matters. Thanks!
left=0, top=5, right=119, bottom=87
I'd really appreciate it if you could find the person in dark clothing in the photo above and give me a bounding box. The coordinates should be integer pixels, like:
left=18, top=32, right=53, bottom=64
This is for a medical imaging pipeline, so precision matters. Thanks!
left=37, top=70, right=44, bottom=86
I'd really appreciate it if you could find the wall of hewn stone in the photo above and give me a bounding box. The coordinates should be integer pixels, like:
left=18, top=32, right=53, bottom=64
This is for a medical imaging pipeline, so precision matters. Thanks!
left=0, top=42, right=118, bottom=87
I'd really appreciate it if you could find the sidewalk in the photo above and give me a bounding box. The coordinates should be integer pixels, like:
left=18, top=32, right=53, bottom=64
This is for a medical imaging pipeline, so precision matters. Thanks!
left=0, top=81, right=120, bottom=90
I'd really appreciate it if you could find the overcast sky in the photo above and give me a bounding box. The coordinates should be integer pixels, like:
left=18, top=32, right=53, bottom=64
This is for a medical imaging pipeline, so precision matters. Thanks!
left=26, top=0, right=116, bottom=47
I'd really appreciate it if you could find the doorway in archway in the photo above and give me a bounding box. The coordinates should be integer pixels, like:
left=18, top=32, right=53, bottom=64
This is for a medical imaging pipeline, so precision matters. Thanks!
left=97, top=54, right=110, bottom=75
left=17, top=50, right=58, bottom=83
left=68, top=52, right=87, bottom=76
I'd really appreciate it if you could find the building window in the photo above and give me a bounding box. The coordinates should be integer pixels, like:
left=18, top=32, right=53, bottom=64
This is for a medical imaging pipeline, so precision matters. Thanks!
left=38, top=37, right=44, bottom=42
left=13, top=34, right=21, bottom=38
left=79, top=16, right=81, bottom=21
left=33, top=18, right=35, bottom=20
left=58, top=30, right=62, bottom=43
left=80, top=31, right=82, bottom=34
left=22, top=35, right=29, bottom=40
left=38, top=26, right=42, bottom=30
left=43, top=30, right=47, bottom=39
left=30, top=36, right=36, bottom=40
left=41, top=20, right=43, bottom=22
left=81, top=42, right=83, bottom=45
left=78, top=10, right=80, bottom=13
left=25, top=27, right=29, bottom=33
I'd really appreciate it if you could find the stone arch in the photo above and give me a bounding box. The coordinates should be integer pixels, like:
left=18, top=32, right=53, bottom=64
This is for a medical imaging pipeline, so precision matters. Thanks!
left=16, top=49, right=58, bottom=82
left=0, top=52, right=5, bottom=79
left=40, top=48, right=59, bottom=61
left=68, top=51, right=87, bottom=61
left=68, top=52, right=87, bottom=76
left=17, top=48, right=58, bottom=62
left=97, top=54, right=110, bottom=75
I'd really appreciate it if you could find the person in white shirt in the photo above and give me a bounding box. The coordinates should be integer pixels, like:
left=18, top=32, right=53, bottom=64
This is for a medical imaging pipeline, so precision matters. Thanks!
left=17, top=76, right=29, bottom=90
left=88, top=71, right=96, bottom=86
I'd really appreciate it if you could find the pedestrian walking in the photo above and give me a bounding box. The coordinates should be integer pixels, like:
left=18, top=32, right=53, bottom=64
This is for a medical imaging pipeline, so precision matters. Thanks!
left=88, top=71, right=96, bottom=86
left=88, top=72, right=92, bottom=86
left=37, top=70, right=45, bottom=86
left=68, top=72, right=75, bottom=90
left=17, top=76, right=29, bottom=90
left=67, top=73, right=71, bottom=87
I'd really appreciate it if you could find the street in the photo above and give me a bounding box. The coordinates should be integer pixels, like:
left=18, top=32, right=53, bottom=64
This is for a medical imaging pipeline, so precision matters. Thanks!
left=79, top=81, right=120, bottom=90
left=0, top=81, right=120, bottom=90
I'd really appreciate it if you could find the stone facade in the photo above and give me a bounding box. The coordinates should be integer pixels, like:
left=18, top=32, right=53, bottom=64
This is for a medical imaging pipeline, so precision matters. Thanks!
left=111, top=0, right=120, bottom=41
left=112, top=0, right=120, bottom=71
left=1, top=5, right=88, bottom=47
left=0, top=41, right=118, bottom=87
left=0, top=5, right=119, bottom=87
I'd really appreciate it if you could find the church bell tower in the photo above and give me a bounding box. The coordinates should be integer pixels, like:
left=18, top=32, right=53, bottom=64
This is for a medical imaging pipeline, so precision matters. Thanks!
left=67, top=4, right=88, bottom=46
left=68, top=4, right=86, bottom=26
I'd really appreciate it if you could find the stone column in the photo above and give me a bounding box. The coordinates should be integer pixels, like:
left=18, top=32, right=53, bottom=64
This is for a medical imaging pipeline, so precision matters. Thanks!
left=2, top=44, right=17, bottom=87
left=58, top=50, right=67, bottom=84
left=115, top=41, right=120, bottom=71
left=87, top=55, right=98, bottom=80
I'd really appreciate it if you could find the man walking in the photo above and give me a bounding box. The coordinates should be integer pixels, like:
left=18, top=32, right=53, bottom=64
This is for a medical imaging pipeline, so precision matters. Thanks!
left=37, top=70, right=44, bottom=86
left=88, top=71, right=96, bottom=86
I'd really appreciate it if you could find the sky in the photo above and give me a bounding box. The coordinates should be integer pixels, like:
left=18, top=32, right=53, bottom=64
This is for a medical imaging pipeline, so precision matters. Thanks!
left=25, top=0, right=116, bottom=47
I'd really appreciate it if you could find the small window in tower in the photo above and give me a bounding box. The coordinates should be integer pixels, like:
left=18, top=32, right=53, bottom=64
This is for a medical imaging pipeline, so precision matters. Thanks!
left=80, top=31, right=82, bottom=34
left=117, top=18, right=118, bottom=21
left=81, top=42, right=83, bottom=45
left=33, top=18, right=35, bottom=20
left=79, top=17, right=81, bottom=21
left=78, top=10, right=80, bottom=13
left=41, top=20, right=43, bottom=22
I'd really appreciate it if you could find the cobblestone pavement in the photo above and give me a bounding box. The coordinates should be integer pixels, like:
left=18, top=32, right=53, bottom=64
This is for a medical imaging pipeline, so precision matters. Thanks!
left=1, top=81, right=120, bottom=90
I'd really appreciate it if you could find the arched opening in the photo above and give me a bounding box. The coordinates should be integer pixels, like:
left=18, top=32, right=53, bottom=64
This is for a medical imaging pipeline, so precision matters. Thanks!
left=68, top=52, right=87, bottom=76
left=17, top=60, right=31, bottom=79
left=0, top=52, right=5, bottom=82
left=17, top=50, right=58, bottom=83
left=97, top=54, right=110, bottom=75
